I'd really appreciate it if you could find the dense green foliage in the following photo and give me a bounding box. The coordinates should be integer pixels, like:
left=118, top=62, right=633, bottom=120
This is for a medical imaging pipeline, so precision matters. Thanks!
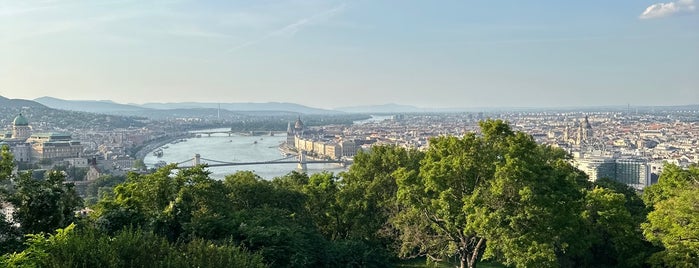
left=1, top=145, right=84, bottom=253
left=1, top=122, right=698, bottom=267
left=393, top=120, right=590, bottom=268
left=83, top=175, right=127, bottom=206
left=1, top=224, right=265, bottom=268
left=0, top=145, right=23, bottom=253
left=642, top=164, right=699, bottom=267
left=90, top=166, right=393, bottom=267
left=9, top=171, right=83, bottom=235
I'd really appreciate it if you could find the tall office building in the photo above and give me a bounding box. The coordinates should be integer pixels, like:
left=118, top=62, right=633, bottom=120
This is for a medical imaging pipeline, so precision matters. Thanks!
left=574, top=156, right=651, bottom=190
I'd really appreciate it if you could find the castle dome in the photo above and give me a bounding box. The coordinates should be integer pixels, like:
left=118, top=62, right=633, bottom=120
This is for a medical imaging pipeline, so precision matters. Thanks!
left=13, top=113, right=29, bottom=126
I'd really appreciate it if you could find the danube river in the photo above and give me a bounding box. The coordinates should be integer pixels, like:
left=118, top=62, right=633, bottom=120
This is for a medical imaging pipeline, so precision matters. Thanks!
left=142, top=115, right=392, bottom=179
left=143, top=132, right=345, bottom=179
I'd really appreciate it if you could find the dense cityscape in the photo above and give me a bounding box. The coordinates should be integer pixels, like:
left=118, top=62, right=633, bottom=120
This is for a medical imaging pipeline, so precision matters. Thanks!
left=3, top=99, right=698, bottom=191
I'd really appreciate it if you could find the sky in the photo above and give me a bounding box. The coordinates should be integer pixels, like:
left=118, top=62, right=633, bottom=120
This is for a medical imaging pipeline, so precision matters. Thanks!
left=1, top=0, right=698, bottom=109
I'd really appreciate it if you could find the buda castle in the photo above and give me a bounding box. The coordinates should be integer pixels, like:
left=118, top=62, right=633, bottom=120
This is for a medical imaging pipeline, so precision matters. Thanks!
left=0, top=114, right=83, bottom=163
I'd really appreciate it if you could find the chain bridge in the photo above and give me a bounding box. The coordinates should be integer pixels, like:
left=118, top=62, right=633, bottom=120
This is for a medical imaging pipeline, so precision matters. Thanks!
left=173, top=152, right=349, bottom=172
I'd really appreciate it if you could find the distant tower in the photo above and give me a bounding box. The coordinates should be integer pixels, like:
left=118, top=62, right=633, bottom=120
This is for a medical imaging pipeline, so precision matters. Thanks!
left=286, top=121, right=295, bottom=147
left=563, top=123, right=570, bottom=142
left=576, top=120, right=583, bottom=146
left=583, top=116, right=593, bottom=142
left=12, top=113, right=31, bottom=140
left=294, top=116, right=304, bottom=135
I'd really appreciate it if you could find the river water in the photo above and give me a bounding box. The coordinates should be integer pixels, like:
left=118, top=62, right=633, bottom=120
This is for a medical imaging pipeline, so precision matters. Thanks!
left=143, top=131, right=345, bottom=179
left=143, top=115, right=393, bottom=179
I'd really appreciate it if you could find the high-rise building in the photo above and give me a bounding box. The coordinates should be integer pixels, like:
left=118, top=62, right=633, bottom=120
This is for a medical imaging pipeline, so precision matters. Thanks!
left=614, top=158, right=651, bottom=190
left=575, top=157, right=616, bottom=182
left=574, top=156, right=651, bottom=190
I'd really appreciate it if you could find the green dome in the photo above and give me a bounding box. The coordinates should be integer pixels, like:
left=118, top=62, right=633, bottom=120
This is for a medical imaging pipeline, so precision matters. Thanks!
left=13, top=113, right=29, bottom=126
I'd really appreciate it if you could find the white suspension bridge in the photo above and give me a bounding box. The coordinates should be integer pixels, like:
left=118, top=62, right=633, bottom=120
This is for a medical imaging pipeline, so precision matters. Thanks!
left=173, top=152, right=349, bottom=172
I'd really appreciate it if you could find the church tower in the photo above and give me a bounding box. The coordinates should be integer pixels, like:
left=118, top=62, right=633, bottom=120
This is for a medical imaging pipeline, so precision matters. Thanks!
left=576, top=121, right=583, bottom=146
left=294, top=116, right=304, bottom=136
left=286, top=122, right=295, bottom=147
left=582, top=116, right=593, bottom=142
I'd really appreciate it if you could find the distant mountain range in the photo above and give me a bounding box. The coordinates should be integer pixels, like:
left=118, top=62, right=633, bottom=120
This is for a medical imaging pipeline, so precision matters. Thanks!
left=1, top=96, right=47, bottom=109
left=22, top=96, right=699, bottom=116
left=35, top=97, right=148, bottom=113
left=335, top=103, right=427, bottom=113
left=34, top=97, right=340, bottom=115
left=0, top=96, right=145, bottom=130
left=137, top=102, right=340, bottom=115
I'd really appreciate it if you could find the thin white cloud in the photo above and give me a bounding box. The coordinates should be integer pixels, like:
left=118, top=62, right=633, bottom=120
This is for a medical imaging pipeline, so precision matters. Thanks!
left=225, top=3, right=346, bottom=53
left=640, top=0, right=696, bottom=19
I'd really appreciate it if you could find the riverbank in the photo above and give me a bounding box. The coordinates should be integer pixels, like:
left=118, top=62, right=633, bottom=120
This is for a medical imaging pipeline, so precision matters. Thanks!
left=134, top=132, right=192, bottom=161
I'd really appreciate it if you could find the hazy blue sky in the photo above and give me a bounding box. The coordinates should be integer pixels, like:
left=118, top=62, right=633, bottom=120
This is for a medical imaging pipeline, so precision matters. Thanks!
left=1, top=0, right=697, bottom=109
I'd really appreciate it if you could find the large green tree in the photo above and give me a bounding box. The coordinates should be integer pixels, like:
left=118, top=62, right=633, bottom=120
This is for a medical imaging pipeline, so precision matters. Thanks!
left=642, top=164, right=699, bottom=267
left=395, top=120, right=588, bottom=268
left=337, top=145, right=423, bottom=245
left=223, top=171, right=330, bottom=267
left=0, top=145, right=22, bottom=254
left=474, top=130, right=588, bottom=268
left=301, top=172, right=341, bottom=239
left=580, top=187, right=650, bottom=267
left=94, top=165, right=234, bottom=241
left=574, top=177, right=655, bottom=267
left=10, top=170, right=83, bottom=235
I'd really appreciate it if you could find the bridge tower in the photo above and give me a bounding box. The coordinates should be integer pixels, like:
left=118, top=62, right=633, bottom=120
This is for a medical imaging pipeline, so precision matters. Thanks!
left=194, top=154, right=201, bottom=166
left=297, top=151, right=308, bottom=173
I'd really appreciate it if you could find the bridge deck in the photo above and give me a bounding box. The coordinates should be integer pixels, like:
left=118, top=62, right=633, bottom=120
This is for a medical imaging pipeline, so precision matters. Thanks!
left=177, top=160, right=346, bottom=169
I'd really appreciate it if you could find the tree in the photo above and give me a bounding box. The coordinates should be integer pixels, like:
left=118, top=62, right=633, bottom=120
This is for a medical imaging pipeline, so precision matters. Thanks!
left=337, top=145, right=423, bottom=244
left=475, top=131, right=589, bottom=268
left=395, top=120, right=588, bottom=268
left=84, top=175, right=127, bottom=206
left=167, top=166, right=234, bottom=241
left=0, top=145, right=14, bottom=183
left=133, top=159, right=146, bottom=170
left=593, top=177, right=648, bottom=226
left=301, top=172, right=341, bottom=239
left=10, top=170, right=83, bottom=235
left=642, top=164, right=699, bottom=267
left=642, top=164, right=699, bottom=208
left=0, top=146, right=22, bottom=254
left=394, top=134, right=489, bottom=268
left=94, top=165, right=234, bottom=241
left=224, top=171, right=323, bottom=264
left=580, top=187, right=650, bottom=267
left=1, top=223, right=266, bottom=268
left=94, top=164, right=179, bottom=235
left=224, top=171, right=306, bottom=214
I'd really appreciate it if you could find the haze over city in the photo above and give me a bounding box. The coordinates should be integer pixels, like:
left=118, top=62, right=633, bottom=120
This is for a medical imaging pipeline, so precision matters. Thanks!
left=1, top=0, right=697, bottom=109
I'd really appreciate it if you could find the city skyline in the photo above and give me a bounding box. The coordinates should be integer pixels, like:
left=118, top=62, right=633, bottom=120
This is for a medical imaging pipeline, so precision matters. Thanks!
left=1, top=0, right=698, bottom=109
